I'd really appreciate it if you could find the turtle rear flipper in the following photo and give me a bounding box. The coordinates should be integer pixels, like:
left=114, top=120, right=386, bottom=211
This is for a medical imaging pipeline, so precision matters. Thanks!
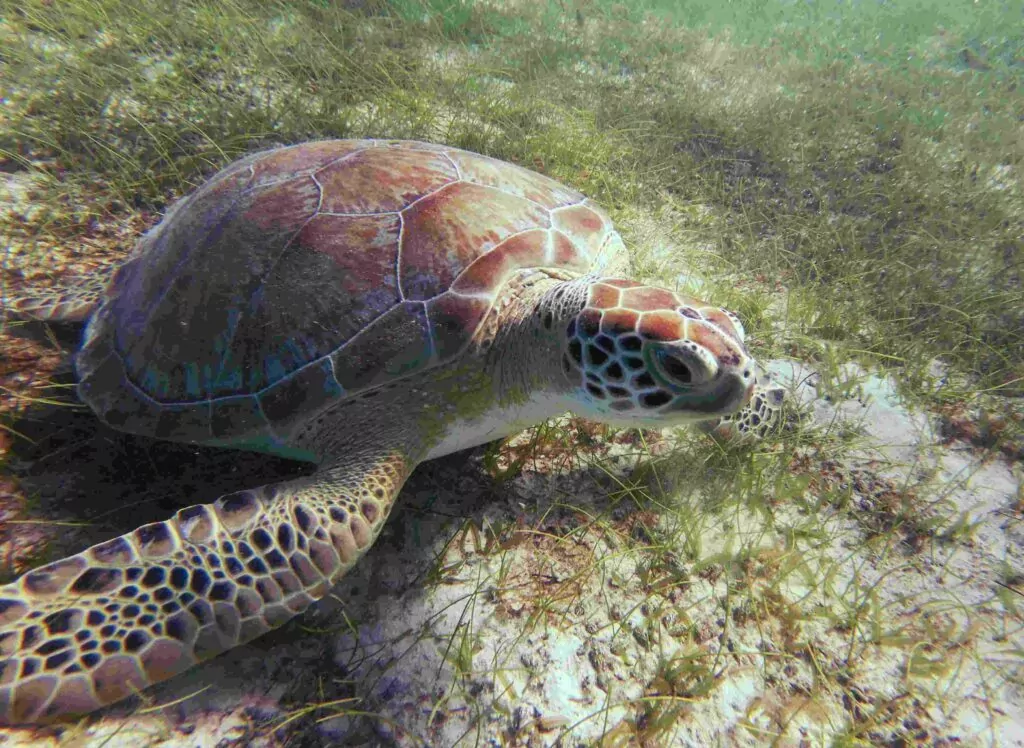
left=3, top=265, right=115, bottom=324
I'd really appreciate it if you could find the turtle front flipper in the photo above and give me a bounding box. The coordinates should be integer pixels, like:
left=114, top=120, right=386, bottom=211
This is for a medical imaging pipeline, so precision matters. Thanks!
left=3, top=264, right=116, bottom=323
left=0, top=449, right=412, bottom=725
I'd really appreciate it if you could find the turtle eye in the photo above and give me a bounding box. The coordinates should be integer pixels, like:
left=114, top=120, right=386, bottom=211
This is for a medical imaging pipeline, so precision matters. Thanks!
left=655, top=350, right=692, bottom=386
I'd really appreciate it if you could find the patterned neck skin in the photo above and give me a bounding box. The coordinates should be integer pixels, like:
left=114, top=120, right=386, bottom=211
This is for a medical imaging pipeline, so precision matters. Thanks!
left=460, top=270, right=757, bottom=434
left=286, top=269, right=758, bottom=469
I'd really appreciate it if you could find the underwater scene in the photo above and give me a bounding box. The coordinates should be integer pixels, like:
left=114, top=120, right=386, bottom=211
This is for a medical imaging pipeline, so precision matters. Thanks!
left=0, top=1, right=1022, bottom=745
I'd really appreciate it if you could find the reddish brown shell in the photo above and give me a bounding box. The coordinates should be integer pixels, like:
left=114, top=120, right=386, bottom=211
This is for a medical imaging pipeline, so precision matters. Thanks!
left=76, top=140, right=621, bottom=452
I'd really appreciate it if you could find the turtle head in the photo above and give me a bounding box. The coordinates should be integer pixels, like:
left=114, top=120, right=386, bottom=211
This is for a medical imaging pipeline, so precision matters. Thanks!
left=557, top=279, right=756, bottom=426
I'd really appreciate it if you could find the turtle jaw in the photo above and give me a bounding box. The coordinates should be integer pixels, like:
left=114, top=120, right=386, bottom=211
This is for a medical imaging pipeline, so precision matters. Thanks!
left=659, top=365, right=755, bottom=421
left=565, top=359, right=756, bottom=428
left=645, top=338, right=756, bottom=419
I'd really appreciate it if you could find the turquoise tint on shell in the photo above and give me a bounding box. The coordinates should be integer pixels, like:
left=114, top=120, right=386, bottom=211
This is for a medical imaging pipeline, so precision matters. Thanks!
left=73, top=139, right=617, bottom=455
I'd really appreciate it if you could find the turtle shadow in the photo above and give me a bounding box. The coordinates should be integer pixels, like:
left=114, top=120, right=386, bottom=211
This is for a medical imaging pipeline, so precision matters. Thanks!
left=2, top=318, right=85, bottom=352
left=3, top=371, right=493, bottom=575
left=2, top=374, right=506, bottom=737
left=3, top=371, right=315, bottom=571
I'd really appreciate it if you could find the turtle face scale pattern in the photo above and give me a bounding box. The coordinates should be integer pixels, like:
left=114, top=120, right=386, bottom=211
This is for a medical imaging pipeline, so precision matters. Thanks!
left=559, top=279, right=754, bottom=424
left=0, top=140, right=783, bottom=724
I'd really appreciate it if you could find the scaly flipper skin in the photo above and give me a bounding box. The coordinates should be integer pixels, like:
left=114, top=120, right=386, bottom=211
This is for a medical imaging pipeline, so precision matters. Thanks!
left=4, top=266, right=115, bottom=323
left=0, top=450, right=410, bottom=723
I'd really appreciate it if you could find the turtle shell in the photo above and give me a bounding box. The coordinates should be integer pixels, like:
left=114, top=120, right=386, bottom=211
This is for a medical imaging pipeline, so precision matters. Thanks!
left=76, top=139, right=624, bottom=453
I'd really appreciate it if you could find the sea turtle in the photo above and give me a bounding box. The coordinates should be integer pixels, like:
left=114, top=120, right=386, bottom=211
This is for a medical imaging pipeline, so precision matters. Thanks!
left=0, top=139, right=783, bottom=724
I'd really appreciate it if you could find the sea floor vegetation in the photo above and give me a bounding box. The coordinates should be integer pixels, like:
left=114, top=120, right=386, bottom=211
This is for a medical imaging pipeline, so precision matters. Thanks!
left=1, top=1, right=1021, bottom=745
